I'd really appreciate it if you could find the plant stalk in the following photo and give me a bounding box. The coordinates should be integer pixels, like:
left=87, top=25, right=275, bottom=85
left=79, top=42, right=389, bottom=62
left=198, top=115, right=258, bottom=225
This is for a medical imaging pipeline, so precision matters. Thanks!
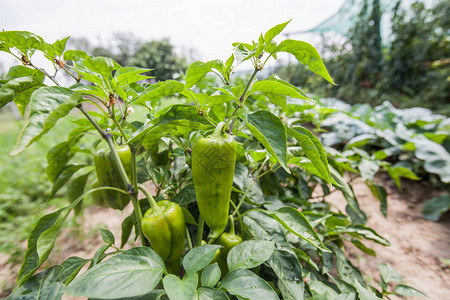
left=225, top=68, right=259, bottom=130
left=196, top=216, right=205, bottom=247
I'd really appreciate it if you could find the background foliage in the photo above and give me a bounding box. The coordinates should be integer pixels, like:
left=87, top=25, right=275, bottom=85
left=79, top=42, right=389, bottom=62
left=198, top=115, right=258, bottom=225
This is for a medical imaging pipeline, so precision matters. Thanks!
left=276, top=0, right=450, bottom=113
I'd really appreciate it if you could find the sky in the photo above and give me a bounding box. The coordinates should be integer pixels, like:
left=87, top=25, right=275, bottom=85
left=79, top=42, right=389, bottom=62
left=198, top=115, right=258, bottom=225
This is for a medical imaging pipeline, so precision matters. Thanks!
left=0, top=0, right=344, bottom=70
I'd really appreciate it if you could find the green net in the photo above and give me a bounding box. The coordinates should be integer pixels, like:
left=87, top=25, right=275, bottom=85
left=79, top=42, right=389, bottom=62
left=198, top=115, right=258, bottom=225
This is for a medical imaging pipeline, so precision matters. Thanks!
left=305, top=0, right=440, bottom=41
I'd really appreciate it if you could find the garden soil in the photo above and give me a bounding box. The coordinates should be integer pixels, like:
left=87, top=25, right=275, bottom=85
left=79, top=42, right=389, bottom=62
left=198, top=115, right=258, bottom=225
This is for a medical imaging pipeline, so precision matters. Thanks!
left=1, top=175, right=449, bottom=300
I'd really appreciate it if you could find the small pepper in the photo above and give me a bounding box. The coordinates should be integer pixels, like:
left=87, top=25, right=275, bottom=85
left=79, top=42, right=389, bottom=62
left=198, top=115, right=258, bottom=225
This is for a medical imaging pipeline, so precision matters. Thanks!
left=141, top=200, right=186, bottom=274
left=216, top=216, right=243, bottom=276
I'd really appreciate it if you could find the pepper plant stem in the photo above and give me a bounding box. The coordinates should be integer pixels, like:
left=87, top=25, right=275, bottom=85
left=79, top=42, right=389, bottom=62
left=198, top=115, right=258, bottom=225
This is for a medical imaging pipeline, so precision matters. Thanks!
left=111, top=105, right=128, bottom=140
left=186, top=227, right=193, bottom=250
left=78, top=104, right=148, bottom=246
left=130, top=146, right=139, bottom=201
left=196, top=216, right=205, bottom=247
left=225, top=67, right=259, bottom=130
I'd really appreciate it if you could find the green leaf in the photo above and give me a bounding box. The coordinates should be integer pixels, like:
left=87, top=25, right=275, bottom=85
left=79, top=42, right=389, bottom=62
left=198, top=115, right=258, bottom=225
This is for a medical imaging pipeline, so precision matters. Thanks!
left=163, top=272, right=198, bottom=300
left=59, top=256, right=90, bottom=285
left=346, top=134, right=377, bottom=149
left=330, top=166, right=367, bottom=224
left=47, top=142, right=73, bottom=183
left=378, top=263, right=402, bottom=283
left=52, top=36, right=70, bottom=57
left=309, top=280, right=340, bottom=299
left=63, top=49, right=88, bottom=61
left=206, top=94, right=235, bottom=107
left=43, top=37, right=70, bottom=60
left=219, top=269, right=279, bottom=300
left=255, top=34, right=265, bottom=58
left=83, top=56, right=119, bottom=78
left=185, top=60, right=225, bottom=88
left=10, top=87, right=82, bottom=155
left=286, top=126, right=332, bottom=183
left=252, top=79, right=311, bottom=101
left=48, top=164, right=88, bottom=199
left=367, top=182, right=387, bottom=217
left=183, top=244, right=223, bottom=272
left=358, top=159, right=379, bottom=182
left=127, top=104, right=211, bottom=144
left=5, top=65, right=40, bottom=80
left=267, top=248, right=304, bottom=300
left=245, top=110, right=289, bottom=172
left=132, top=80, right=185, bottom=105
left=91, top=244, right=110, bottom=266
left=66, top=247, right=165, bottom=299
left=46, top=126, right=86, bottom=183
left=0, top=72, right=44, bottom=112
left=114, top=67, right=153, bottom=87
left=274, top=39, right=335, bottom=84
left=66, top=172, right=91, bottom=214
left=100, top=228, right=115, bottom=245
left=173, top=185, right=198, bottom=207
left=386, top=166, right=420, bottom=189
left=233, top=163, right=264, bottom=205
left=198, top=287, right=230, bottom=300
left=121, top=215, right=134, bottom=248
left=351, top=240, right=377, bottom=257
left=227, top=240, right=275, bottom=271
left=269, top=207, right=330, bottom=252
left=181, top=207, right=197, bottom=225
left=8, top=266, right=66, bottom=300
left=328, top=225, right=390, bottom=246
left=91, top=290, right=166, bottom=300
left=422, top=193, right=450, bottom=221
left=394, top=284, right=427, bottom=297
left=234, top=44, right=256, bottom=67
left=242, top=210, right=288, bottom=244
left=292, top=248, right=319, bottom=271
left=353, top=280, right=382, bottom=300
left=0, top=31, right=44, bottom=55
left=16, top=201, right=82, bottom=285
left=201, top=263, right=221, bottom=288
left=413, top=136, right=450, bottom=183
left=329, top=244, right=365, bottom=287
left=13, top=86, right=43, bottom=117
left=264, top=20, right=291, bottom=44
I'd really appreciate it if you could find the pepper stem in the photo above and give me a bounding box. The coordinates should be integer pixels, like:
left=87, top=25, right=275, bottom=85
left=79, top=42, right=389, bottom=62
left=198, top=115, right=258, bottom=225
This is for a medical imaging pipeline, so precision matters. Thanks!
left=196, top=216, right=205, bottom=247
left=229, top=215, right=236, bottom=235
left=138, top=183, right=161, bottom=213
left=212, top=122, right=226, bottom=138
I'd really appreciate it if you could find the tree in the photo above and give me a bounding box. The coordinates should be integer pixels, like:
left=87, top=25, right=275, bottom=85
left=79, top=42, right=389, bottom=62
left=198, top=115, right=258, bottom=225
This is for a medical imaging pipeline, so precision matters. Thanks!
left=129, top=39, right=187, bottom=81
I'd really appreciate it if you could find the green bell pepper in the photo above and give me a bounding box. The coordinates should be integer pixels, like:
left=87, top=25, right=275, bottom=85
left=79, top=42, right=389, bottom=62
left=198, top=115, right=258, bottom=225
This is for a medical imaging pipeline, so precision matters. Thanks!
left=93, top=145, right=132, bottom=210
left=141, top=200, right=186, bottom=274
left=191, top=122, right=236, bottom=239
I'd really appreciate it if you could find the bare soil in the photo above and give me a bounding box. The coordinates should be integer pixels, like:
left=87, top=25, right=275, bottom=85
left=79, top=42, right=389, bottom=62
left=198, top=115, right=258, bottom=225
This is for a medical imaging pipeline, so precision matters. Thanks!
left=1, top=174, right=449, bottom=299
left=324, top=173, right=450, bottom=300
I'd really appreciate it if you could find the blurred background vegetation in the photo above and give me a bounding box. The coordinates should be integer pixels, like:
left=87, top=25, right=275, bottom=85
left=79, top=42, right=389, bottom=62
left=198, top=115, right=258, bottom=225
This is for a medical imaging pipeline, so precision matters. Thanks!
left=275, top=0, right=449, bottom=114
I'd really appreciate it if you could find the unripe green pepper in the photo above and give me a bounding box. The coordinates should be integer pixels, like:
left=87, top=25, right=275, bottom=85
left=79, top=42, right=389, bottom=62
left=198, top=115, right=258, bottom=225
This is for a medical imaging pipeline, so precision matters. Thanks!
left=91, top=181, right=108, bottom=207
left=191, top=122, right=236, bottom=239
left=141, top=200, right=186, bottom=274
left=216, top=216, right=242, bottom=276
left=218, top=232, right=243, bottom=257
left=93, top=145, right=132, bottom=210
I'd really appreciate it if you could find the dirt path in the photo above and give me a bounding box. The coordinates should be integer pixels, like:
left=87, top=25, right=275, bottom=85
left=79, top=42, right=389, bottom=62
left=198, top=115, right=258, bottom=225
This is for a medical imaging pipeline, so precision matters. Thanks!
left=1, top=175, right=449, bottom=299
left=325, top=173, right=450, bottom=300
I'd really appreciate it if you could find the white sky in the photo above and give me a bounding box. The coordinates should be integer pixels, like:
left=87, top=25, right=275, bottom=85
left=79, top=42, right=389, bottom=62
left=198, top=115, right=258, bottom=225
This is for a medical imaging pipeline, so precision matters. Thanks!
left=0, top=0, right=344, bottom=70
